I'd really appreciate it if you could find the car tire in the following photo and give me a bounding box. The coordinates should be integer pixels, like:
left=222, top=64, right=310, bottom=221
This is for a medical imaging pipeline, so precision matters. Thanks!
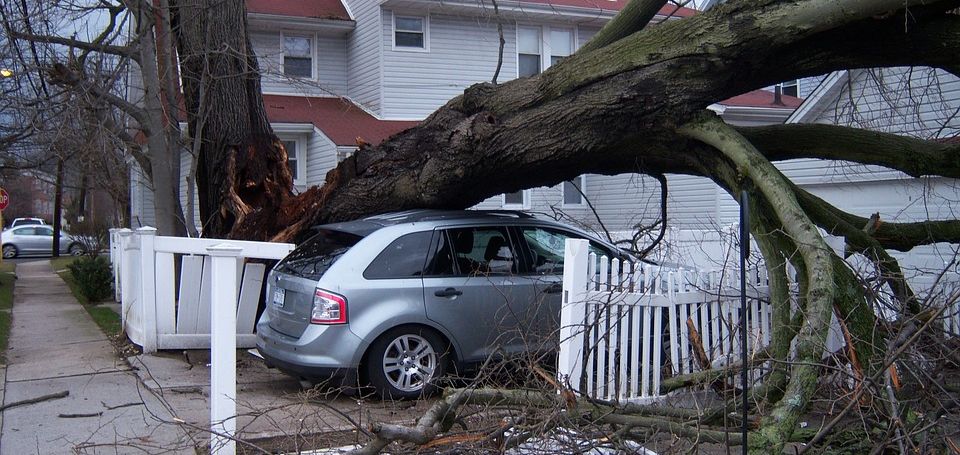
left=68, top=243, right=85, bottom=256
left=2, top=244, right=17, bottom=259
left=366, top=327, right=449, bottom=400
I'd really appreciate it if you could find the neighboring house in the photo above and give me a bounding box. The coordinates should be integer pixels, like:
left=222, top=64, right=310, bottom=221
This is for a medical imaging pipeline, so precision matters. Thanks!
left=777, top=67, right=960, bottom=282
left=0, top=170, right=56, bottom=224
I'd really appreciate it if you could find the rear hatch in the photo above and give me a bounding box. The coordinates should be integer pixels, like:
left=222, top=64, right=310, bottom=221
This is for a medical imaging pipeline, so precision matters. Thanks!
left=266, top=229, right=363, bottom=338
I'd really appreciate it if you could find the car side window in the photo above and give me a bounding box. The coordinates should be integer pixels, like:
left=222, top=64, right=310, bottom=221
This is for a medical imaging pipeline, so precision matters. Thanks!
left=363, top=231, right=433, bottom=279
left=14, top=227, right=35, bottom=236
left=443, top=226, right=517, bottom=276
left=519, top=227, right=610, bottom=275
left=424, top=230, right=455, bottom=276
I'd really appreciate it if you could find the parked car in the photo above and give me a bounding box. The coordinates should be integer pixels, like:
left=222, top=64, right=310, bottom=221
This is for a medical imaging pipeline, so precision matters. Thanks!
left=256, top=210, right=627, bottom=399
left=1, top=225, right=85, bottom=258
left=9, top=217, right=45, bottom=228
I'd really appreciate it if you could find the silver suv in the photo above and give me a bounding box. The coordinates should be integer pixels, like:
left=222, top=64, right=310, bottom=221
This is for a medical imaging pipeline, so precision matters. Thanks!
left=256, top=210, right=623, bottom=398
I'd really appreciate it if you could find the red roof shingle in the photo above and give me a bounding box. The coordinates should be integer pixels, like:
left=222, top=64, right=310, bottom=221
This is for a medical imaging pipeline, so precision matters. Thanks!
left=246, top=0, right=351, bottom=21
left=263, top=95, right=418, bottom=146
left=720, top=89, right=803, bottom=109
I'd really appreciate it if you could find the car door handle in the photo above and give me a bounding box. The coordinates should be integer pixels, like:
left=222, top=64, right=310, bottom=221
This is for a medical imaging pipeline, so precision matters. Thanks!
left=434, top=288, right=463, bottom=298
left=543, top=283, right=563, bottom=294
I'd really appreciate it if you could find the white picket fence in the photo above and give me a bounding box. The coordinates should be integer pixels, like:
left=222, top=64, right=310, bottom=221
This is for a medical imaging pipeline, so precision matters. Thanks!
left=109, top=227, right=295, bottom=455
left=109, top=228, right=294, bottom=353
left=558, top=239, right=772, bottom=402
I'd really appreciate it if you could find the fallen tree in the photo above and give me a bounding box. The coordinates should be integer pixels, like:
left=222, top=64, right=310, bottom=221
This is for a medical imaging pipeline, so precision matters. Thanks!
left=8, top=0, right=960, bottom=451
left=215, top=0, right=958, bottom=451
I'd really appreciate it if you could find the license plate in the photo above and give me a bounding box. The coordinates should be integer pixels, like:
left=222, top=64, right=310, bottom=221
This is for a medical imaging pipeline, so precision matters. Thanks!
left=272, top=288, right=285, bottom=308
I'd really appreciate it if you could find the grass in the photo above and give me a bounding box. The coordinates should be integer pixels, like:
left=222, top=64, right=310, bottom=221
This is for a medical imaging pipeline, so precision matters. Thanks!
left=0, top=261, right=14, bottom=364
left=51, top=256, right=88, bottom=304
left=51, top=256, right=122, bottom=338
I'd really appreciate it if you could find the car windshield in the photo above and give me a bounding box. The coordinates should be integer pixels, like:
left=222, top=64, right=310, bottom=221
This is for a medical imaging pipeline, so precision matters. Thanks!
left=275, top=229, right=363, bottom=280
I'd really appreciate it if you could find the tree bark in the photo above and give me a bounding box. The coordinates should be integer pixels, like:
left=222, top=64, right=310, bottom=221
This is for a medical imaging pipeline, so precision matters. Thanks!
left=170, top=0, right=293, bottom=238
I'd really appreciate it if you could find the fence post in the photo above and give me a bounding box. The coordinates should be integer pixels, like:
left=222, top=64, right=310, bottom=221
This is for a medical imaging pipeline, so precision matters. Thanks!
left=559, top=239, right=590, bottom=392
left=115, top=229, right=132, bottom=305
left=136, top=227, right=158, bottom=353
left=207, top=243, right=243, bottom=455
left=109, top=228, right=120, bottom=302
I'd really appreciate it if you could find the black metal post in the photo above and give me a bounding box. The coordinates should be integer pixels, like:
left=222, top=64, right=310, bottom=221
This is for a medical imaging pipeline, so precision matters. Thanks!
left=739, top=190, right=750, bottom=452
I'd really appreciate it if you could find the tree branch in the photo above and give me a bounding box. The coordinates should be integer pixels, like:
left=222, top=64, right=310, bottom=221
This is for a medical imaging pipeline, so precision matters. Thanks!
left=46, top=63, right=151, bottom=130
left=741, top=124, right=960, bottom=179
left=679, top=111, right=838, bottom=451
left=8, top=30, right=137, bottom=60
left=578, top=0, right=670, bottom=54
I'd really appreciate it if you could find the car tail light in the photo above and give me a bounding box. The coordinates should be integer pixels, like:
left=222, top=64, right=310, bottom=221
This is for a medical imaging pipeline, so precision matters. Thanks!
left=311, top=289, right=347, bottom=324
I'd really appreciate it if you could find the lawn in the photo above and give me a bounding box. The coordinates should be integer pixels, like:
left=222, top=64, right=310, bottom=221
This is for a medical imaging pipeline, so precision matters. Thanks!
left=0, top=261, right=14, bottom=364
left=50, top=256, right=122, bottom=338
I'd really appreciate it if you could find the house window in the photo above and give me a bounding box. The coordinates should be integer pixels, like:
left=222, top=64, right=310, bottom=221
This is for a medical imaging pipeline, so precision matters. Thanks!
left=281, top=138, right=306, bottom=185
left=549, top=28, right=573, bottom=65
left=778, top=79, right=799, bottom=97
left=518, top=27, right=541, bottom=77
left=562, top=175, right=586, bottom=207
left=283, top=35, right=313, bottom=78
left=502, top=190, right=529, bottom=209
left=394, top=16, right=426, bottom=49
left=519, top=26, right=575, bottom=77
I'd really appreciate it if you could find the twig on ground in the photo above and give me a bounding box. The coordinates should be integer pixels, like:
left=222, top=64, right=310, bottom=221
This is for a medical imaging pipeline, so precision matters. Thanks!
left=0, top=390, right=69, bottom=411
left=58, top=412, right=103, bottom=418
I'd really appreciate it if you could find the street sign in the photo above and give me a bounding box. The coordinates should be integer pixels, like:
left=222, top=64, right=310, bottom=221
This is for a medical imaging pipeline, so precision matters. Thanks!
left=0, top=188, right=8, bottom=211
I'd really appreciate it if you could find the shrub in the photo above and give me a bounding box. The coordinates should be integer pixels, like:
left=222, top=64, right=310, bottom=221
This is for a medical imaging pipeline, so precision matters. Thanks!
left=67, top=256, right=114, bottom=302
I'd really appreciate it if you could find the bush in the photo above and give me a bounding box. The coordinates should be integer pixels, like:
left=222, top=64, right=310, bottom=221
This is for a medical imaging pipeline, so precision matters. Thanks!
left=67, top=256, right=114, bottom=302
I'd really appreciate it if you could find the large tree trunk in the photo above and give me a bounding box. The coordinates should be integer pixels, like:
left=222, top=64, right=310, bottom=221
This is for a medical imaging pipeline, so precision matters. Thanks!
left=170, top=0, right=293, bottom=238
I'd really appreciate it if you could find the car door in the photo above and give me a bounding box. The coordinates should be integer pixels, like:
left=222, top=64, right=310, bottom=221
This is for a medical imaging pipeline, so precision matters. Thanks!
left=34, top=226, right=55, bottom=255
left=514, top=225, right=619, bottom=349
left=14, top=227, right=44, bottom=254
left=421, top=225, right=539, bottom=362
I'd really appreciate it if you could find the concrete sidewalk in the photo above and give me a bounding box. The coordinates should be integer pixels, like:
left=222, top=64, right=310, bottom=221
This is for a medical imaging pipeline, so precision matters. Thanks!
left=0, top=259, right=194, bottom=454
left=0, top=259, right=434, bottom=454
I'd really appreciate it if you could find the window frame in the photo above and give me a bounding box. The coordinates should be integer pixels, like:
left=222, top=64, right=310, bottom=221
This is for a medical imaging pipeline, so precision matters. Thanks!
left=778, top=79, right=799, bottom=98
left=561, top=175, right=587, bottom=208
left=281, top=32, right=315, bottom=79
left=502, top=189, right=531, bottom=209
left=279, top=136, right=307, bottom=186
left=517, top=25, right=578, bottom=78
left=392, top=13, right=429, bottom=52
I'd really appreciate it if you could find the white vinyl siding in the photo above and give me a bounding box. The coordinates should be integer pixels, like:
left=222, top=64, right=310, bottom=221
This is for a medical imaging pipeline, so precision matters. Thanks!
left=251, top=31, right=348, bottom=96
left=346, top=0, right=383, bottom=114
left=130, top=162, right=156, bottom=229
left=381, top=11, right=516, bottom=119
left=778, top=67, right=960, bottom=186
left=304, top=129, right=340, bottom=189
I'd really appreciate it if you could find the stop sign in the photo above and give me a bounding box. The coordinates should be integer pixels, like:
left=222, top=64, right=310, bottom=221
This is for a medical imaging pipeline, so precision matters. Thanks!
left=0, top=188, right=8, bottom=211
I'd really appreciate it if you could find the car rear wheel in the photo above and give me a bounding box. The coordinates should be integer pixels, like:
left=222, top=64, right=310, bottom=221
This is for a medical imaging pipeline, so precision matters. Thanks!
left=366, top=327, right=448, bottom=399
left=2, top=244, right=17, bottom=259
left=68, top=243, right=85, bottom=256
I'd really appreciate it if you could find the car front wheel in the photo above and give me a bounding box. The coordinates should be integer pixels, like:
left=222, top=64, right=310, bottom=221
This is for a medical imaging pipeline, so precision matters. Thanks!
left=366, top=327, right=448, bottom=399
left=2, top=244, right=17, bottom=259
left=68, top=243, right=85, bottom=256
